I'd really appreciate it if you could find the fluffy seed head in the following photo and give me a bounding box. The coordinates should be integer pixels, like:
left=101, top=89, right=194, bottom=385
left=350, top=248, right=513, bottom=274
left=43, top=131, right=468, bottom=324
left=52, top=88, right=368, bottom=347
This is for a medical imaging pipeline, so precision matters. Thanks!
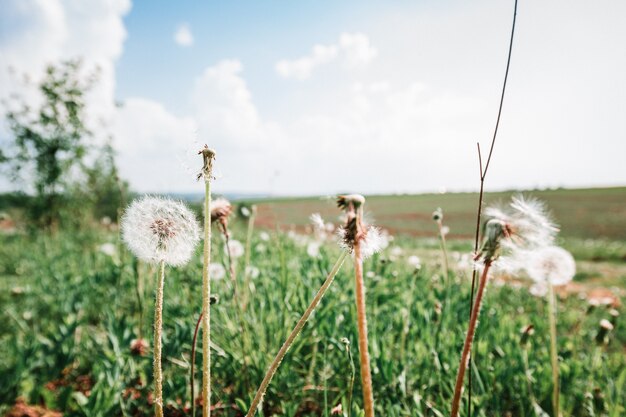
left=526, top=246, right=576, bottom=286
left=122, top=196, right=200, bottom=266
left=478, top=195, right=558, bottom=263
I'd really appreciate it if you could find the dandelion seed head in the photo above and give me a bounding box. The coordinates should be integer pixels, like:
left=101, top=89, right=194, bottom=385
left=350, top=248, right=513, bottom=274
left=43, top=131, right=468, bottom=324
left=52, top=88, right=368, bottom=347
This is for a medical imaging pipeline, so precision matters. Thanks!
left=407, top=255, right=421, bottom=269
left=99, top=243, right=116, bottom=257
left=245, top=265, right=260, bottom=279
left=259, top=231, right=270, bottom=241
left=526, top=245, right=575, bottom=286
left=307, top=241, right=320, bottom=258
left=529, top=282, right=548, bottom=297
left=225, top=239, right=245, bottom=258
left=122, top=196, right=200, bottom=266
left=209, top=262, right=226, bottom=280
left=310, top=213, right=326, bottom=232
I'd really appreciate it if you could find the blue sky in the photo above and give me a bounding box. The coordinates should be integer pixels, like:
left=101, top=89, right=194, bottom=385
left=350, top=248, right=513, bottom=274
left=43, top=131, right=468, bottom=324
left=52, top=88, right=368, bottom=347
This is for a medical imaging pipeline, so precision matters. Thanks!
left=1, top=0, right=625, bottom=196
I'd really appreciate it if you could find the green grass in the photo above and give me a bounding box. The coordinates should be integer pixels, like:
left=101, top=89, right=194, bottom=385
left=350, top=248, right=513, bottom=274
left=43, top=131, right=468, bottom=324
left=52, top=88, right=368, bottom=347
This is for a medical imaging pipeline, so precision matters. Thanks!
left=1, top=220, right=624, bottom=416
left=250, top=187, right=626, bottom=242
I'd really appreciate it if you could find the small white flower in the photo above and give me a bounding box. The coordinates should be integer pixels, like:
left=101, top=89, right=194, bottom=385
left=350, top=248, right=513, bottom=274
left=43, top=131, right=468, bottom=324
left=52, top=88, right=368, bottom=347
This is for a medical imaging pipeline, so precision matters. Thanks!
left=209, top=263, right=226, bottom=280
left=526, top=246, right=576, bottom=286
left=99, top=243, right=116, bottom=257
left=307, top=241, right=320, bottom=258
left=366, top=271, right=376, bottom=278
left=255, top=243, right=266, bottom=253
left=325, top=222, right=335, bottom=233
left=407, top=255, right=421, bottom=269
left=225, top=239, right=245, bottom=258
left=122, top=196, right=200, bottom=266
left=245, top=266, right=260, bottom=279
left=390, top=246, right=403, bottom=258
left=441, top=225, right=450, bottom=236
left=259, top=231, right=270, bottom=241
left=241, top=206, right=251, bottom=217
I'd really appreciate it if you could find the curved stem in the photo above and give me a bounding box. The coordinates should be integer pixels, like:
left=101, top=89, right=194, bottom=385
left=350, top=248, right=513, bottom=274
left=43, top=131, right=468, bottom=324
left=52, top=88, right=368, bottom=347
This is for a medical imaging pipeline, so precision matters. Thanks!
left=153, top=260, right=166, bottom=417
left=202, top=179, right=212, bottom=417
left=354, top=242, right=375, bottom=417
left=548, top=283, right=560, bottom=417
left=245, top=251, right=348, bottom=417
left=450, top=261, right=492, bottom=417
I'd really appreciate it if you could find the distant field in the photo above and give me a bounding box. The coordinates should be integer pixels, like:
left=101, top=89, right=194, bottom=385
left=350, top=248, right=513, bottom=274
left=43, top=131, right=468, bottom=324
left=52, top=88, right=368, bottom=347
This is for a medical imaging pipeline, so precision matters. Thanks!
left=249, top=187, right=626, bottom=241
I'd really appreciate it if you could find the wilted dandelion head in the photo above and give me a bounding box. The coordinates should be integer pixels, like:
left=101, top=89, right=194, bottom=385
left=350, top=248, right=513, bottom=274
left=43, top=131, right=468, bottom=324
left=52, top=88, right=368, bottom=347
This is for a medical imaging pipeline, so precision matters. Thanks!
left=211, top=198, right=233, bottom=230
left=526, top=245, right=575, bottom=286
left=336, top=194, right=381, bottom=259
left=478, top=195, right=558, bottom=263
left=197, top=145, right=216, bottom=181
left=122, top=196, right=200, bottom=266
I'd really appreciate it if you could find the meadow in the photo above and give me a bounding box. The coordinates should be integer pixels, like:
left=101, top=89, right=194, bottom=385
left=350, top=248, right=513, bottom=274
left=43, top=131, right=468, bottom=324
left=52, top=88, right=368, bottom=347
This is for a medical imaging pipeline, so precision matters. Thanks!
left=0, top=187, right=624, bottom=417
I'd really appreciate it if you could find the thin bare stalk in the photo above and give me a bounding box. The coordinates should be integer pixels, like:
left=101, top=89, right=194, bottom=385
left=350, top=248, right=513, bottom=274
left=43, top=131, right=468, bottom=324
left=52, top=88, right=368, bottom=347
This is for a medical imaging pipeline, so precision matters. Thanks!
left=133, top=258, right=144, bottom=339
left=451, top=261, right=492, bottom=417
left=467, top=2, right=518, bottom=413
left=548, top=283, right=560, bottom=417
left=354, top=242, right=375, bottom=417
left=153, top=259, right=166, bottom=417
left=201, top=178, right=213, bottom=417
left=245, top=251, right=349, bottom=417
left=344, top=340, right=356, bottom=417
left=242, top=206, right=256, bottom=311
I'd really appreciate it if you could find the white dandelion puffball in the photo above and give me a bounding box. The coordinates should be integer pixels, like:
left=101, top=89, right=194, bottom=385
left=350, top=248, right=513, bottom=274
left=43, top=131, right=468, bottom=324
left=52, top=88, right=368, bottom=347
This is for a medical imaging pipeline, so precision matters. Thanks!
left=307, top=241, right=320, bottom=258
left=310, top=213, right=325, bottom=231
left=99, top=243, right=116, bottom=257
left=526, top=246, right=576, bottom=286
left=407, top=255, right=421, bottom=269
left=259, top=231, right=270, bottom=241
left=246, top=266, right=260, bottom=279
left=225, top=239, right=245, bottom=258
left=209, top=263, right=226, bottom=280
left=529, top=282, right=548, bottom=298
left=122, top=196, right=200, bottom=266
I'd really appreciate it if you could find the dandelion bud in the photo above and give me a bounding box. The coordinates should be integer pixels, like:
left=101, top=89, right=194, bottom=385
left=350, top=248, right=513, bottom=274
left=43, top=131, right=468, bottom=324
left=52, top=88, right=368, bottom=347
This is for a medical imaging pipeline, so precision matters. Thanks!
left=609, top=308, right=619, bottom=326
left=476, top=219, right=510, bottom=262
left=595, top=319, right=614, bottom=345
left=432, top=207, right=443, bottom=222
left=340, top=337, right=350, bottom=348
left=130, top=338, right=149, bottom=356
left=519, top=324, right=535, bottom=347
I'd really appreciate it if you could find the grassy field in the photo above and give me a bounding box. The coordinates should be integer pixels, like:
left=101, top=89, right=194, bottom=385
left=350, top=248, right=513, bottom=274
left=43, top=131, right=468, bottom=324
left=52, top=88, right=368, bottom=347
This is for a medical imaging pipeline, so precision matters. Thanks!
left=0, top=187, right=625, bottom=416
left=251, top=187, right=626, bottom=241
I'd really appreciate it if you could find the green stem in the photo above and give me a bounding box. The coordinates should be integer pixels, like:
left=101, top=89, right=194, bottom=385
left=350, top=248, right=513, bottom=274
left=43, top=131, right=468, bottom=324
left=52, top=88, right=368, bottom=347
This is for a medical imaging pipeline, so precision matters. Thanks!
left=242, top=209, right=256, bottom=311
left=202, top=179, right=212, bottom=417
left=153, top=260, right=165, bottom=417
left=245, top=251, right=348, bottom=417
left=354, top=242, right=375, bottom=417
left=346, top=343, right=355, bottom=417
left=548, top=282, right=559, bottom=417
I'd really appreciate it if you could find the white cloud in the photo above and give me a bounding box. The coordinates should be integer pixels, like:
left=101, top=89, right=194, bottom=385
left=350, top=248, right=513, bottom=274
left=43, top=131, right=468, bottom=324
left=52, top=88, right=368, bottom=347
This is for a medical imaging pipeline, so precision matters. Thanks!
left=174, top=23, right=193, bottom=47
left=112, top=97, right=199, bottom=191
left=0, top=0, right=130, bottom=126
left=275, top=32, right=377, bottom=80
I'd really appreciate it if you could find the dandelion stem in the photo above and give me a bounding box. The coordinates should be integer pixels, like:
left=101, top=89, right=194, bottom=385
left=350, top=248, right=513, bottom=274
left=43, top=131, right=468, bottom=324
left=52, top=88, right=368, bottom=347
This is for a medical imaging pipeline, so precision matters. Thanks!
left=201, top=178, right=213, bottom=417
left=451, top=261, right=492, bottom=417
left=242, top=207, right=256, bottom=311
left=548, top=282, right=560, bottom=417
left=153, top=259, right=166, bottom=417
left=346, top=342, right=356, bottom=417
left=354, top=241, right=375, bottom=417
left=191, top=312, right=203, bottom=417
left=245, top=251, right=348, bottom=417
